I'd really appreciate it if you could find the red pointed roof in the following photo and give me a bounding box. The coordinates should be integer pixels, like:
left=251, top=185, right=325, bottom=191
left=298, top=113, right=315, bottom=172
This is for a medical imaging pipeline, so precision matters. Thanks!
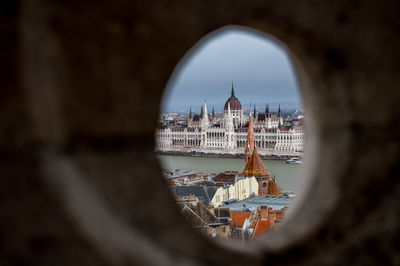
left=243, top=148, right=269, bottom=177
left=267, top=179, right=283, bottom=196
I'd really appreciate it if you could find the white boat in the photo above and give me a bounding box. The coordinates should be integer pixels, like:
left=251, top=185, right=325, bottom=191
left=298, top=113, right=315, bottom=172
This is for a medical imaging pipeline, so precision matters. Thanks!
left=286, top=157, right=303, bottom=164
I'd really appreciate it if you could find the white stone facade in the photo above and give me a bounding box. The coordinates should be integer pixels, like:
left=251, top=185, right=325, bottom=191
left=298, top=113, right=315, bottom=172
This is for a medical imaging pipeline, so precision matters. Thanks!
left=210, top=176, right=259, bottom=207
left=156, top=93, right=304, bottom=155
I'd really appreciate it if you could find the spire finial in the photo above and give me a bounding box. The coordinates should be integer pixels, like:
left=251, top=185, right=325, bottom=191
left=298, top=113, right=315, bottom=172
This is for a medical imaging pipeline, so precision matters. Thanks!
left=278, top=104, right=281, bottom=113
left=265, top=104, right=269, bottom=114
left=231, top=80, right=235, bottom=97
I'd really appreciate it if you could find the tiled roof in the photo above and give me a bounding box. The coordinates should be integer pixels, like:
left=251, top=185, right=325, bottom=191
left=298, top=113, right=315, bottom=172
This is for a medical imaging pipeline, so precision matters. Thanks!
left=213, top=173, right=236, bottom=184
left=257, top=114, right=266, bottom=121
left=243, top=149, right=269, bottom=177
left=192, top=114, right=200, bottom=122
left=251, top=219, right=271, bottom=239
left=267, top=179, right=283, bottom=196
left=171, top=186, right=217, bottom=205
left=230, top=211, right=251, bottom=226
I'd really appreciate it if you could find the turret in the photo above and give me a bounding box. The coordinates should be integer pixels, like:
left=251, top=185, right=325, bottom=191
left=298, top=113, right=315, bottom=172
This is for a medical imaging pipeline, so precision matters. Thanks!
left=201, top=100, right=209, bottom=129
left=225, top=102, right=234, bottom=130
left=203, top=100, right=208, bottom=119
left=278, top=104, right=283, bottom=126
left=187, top=106, right=193, bottom=127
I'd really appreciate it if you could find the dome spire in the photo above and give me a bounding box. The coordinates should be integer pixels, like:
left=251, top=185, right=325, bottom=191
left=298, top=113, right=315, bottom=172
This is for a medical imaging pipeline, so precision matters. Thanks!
left=231, top=80, right=235, bottom=97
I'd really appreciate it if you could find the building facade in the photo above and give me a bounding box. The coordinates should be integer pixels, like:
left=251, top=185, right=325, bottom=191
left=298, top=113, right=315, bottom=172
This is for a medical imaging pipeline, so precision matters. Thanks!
left=156, top=85, right=304, bottom=155
left=210, top=176, right=259, bottom=207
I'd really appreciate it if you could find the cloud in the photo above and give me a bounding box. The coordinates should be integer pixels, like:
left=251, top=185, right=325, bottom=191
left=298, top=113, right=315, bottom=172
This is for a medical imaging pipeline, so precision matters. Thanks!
left=162, top=29, right=300, bottom=112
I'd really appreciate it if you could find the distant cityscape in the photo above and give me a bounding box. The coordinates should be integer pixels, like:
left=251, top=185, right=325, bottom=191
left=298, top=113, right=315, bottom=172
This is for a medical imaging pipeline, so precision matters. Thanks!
left=162, top=106, right=293, bottom=241
left=156, top=85, right=304, bottom=156
left=156, top=84, right=303, bottom=241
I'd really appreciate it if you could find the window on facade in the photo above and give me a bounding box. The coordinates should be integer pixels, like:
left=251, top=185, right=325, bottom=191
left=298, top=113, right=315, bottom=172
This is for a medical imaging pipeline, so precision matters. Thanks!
left=156, top=26, right=304, bottom=243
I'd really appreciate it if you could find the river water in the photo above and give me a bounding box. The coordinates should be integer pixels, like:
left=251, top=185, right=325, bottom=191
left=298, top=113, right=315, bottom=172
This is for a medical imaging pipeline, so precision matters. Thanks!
left=157, top=155, right=301, bottom=192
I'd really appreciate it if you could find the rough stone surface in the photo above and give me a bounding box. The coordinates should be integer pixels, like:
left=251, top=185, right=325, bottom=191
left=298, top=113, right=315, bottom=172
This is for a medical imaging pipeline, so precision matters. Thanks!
left=1, top=0, right=400, bottom=265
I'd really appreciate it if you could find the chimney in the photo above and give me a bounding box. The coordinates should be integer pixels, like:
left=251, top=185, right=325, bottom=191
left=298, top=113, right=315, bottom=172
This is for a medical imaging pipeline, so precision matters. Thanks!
left=259, top=206, right=268, bottom=219
left=268, top=207, right=277, bottom=223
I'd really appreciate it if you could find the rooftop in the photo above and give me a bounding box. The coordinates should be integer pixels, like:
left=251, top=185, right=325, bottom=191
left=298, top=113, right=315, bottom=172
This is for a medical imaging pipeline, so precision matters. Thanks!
left=223, top=196, right=292, bottom=211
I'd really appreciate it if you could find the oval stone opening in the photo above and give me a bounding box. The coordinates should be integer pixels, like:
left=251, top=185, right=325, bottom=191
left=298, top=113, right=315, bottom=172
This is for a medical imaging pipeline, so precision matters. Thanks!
left=155, top=26, right=304, bottom=242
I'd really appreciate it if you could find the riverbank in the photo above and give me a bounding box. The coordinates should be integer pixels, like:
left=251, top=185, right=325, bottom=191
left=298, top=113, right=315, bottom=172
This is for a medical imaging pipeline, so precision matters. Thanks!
left=155, top=150, right=300, bottom=160
left=158, top=154, right=301, bottom=192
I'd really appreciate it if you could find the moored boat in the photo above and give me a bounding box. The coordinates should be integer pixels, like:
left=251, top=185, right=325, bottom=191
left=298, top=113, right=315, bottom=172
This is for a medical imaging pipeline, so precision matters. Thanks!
left=286, top=157, right=302, bottom=164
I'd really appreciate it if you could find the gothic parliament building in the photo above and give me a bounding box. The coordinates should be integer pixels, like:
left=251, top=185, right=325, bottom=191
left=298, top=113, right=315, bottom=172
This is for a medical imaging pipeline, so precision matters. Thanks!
left=156, top=85, right=304, bottom=155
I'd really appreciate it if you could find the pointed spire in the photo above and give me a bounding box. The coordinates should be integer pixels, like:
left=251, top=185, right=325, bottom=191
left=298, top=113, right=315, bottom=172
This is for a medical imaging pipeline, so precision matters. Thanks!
left=189, top=106, right=192, bottom=118
left=203, top=100, right=208, bottom=119
left=212, top=106, right=215, bottom=118
left=231, top=80, right=235, bottom=97
left=265, top=104, right=269, bottom=115
left=244, top=113, right=255, bottom=164
left=225, top=102, right=233, bottom=130
left=278, top=104, right=281, bottom=115
left=253, top=105, right=257, bottom=118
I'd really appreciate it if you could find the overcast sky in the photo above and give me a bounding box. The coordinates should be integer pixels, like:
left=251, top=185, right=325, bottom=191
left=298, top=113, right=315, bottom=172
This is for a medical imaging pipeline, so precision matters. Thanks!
left=161, top=28, right=301, bottom=113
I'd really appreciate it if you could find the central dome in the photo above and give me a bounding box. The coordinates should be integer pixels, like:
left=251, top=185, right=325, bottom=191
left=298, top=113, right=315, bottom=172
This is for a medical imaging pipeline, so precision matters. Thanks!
left=224, top=85, right=242, bottom=110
